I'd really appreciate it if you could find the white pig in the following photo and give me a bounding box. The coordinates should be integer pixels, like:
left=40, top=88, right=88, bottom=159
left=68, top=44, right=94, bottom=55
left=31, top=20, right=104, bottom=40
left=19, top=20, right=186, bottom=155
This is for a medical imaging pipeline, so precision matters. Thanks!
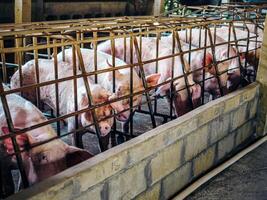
left=177, top=28, right=241, bottom=91
left=11, top=59, right=115, bottom=137
left=56, top=48, right=161, bottom=121
left=96, top=38, right=202, bottom=116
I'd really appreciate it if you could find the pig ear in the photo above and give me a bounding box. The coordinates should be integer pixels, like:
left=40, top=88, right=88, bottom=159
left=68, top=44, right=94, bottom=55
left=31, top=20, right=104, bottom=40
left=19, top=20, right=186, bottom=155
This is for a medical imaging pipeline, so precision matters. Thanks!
left=79, top=92, right=89, bottom=108
left=66, top=146, right=93, bottom=168
left=204, top=53, right=213, bottom=68
left=108, top=70, right=122, bottom=82
left=146, top=73, right=161, bottom=87
left=1, top=126, right=10, bottom=135
left=204, top=53, right=216, bottom=75
left=108, top=94, right=124, bottom=112
left=1, top=126, right=29, bottom=154
left=155, top=82, right=171, bottom=96
left=106, top=59, right=122, bottom=81
left=99, top=89, right=111, bottom=101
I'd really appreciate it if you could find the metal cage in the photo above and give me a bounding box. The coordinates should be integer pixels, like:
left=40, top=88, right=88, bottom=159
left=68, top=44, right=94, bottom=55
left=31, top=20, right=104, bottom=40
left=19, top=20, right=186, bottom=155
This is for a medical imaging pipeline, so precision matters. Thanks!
left=0, top=5, right=264, bottom=197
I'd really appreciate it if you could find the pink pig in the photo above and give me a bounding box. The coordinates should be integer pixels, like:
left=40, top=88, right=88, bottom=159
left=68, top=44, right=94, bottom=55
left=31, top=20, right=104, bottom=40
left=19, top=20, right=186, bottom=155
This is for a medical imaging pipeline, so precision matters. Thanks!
left=177, top=28, right=241, bottom=92
left=0, top=86, right=91, bottom=196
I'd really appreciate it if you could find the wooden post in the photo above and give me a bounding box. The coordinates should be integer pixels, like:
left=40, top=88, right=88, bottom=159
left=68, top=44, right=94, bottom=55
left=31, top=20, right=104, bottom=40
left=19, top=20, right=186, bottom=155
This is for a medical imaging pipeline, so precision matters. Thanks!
left=147, top=0, right=165, bottom=16
left=256, top=15, right=267, bottom=136
left=15, top=0, right=31, bottom=23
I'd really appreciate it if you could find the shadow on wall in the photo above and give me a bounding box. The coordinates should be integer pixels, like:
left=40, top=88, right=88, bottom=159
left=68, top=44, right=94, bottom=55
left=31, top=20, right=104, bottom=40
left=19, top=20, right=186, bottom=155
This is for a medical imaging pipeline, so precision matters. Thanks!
left=180, top=0, right=222, bottom=6
left=0, top=0, right=14, bottom=23
left=0, top=0, right=149, bottom=23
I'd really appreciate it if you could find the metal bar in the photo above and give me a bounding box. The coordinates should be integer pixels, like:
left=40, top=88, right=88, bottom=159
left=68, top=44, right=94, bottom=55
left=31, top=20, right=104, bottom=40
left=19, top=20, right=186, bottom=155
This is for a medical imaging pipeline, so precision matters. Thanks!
left=133, top=36, right=156, bottom=128
left=0, top=83, right=29, bottom=188
left=32, top=36, right=41, bottom=108
left=175, top=32, right=194, bottom=110
left=0, top=38, right=7, bottom=83
left=110, top=31, right=117, bottom=145
left=206, top=27, right=224, bottom=96
left=74, top=45, right=106, bottom=151
left=52, top=40, right=61, bottom=136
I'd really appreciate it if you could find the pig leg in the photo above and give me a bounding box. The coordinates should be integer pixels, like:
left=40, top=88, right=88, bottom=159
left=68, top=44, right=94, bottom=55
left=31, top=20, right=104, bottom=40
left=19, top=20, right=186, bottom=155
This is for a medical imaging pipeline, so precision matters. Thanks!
left=173, top=92, right=192, bottom=116
left=99, top=134, right=110, bottom=151
left=122, top=111, right=136, bottom=133
left=190, top=84, right=202, bottom=108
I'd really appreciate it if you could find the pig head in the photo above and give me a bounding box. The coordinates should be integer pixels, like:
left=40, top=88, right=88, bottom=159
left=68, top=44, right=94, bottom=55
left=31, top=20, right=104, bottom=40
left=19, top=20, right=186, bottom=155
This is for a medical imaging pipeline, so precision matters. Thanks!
left=0, top=100, right=92, bottom=187
left=1, top=126, right=92, bottom=186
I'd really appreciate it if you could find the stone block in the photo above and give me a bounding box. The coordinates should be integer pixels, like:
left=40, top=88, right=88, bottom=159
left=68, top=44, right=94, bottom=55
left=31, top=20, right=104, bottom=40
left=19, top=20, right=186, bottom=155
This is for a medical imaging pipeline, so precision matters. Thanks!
left=198, top=101, right=224, bottom=126
left=108, top=160, right=147, bottom=200
left=161, top=162, right=192, bottom=200
left=185, top=125, right=209, bottom=161
left=150, top=140, right=183, bottom=185
left=193, top=146, right=216, bottom=177
left=136, top=183, right=161, bottom=200
left=209, top=113, right=231, bottom=145
left=217, top=132, right=235, bottom=161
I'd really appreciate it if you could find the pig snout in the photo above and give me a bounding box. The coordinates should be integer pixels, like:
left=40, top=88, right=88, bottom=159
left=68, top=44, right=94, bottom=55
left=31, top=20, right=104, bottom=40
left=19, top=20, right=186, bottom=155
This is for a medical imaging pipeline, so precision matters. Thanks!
left=99, top=121, right=111, bottom=137
left=109, top=95, right=130, bottom=122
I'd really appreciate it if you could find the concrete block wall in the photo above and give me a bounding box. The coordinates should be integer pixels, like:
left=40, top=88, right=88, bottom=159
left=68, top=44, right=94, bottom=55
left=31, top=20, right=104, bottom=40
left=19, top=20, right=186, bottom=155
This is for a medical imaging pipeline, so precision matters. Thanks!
left=10, top=83, right=259, bottom=200
left=257, top=15, right=267, bottom=136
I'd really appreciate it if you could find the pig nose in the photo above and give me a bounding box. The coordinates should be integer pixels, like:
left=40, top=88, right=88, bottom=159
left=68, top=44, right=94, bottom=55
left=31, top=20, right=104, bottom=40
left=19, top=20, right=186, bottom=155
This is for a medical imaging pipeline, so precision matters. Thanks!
left=100, top=124, right=111, bottom=136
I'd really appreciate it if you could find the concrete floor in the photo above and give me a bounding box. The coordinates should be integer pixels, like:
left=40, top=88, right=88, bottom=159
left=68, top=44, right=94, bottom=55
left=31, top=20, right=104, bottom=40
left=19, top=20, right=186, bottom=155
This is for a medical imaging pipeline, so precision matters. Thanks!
left=187, top=140, right=267, bottom=200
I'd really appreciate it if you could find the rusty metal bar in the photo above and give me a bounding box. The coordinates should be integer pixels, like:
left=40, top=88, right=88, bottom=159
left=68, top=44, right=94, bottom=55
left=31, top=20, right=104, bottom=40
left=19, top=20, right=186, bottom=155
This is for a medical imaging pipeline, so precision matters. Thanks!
left=0, top=84, right=29, bottom=188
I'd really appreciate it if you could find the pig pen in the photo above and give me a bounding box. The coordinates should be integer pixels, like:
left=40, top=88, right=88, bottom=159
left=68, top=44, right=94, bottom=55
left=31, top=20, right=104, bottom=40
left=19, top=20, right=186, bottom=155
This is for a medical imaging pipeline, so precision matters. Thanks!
left=0, top=11, right=264, bottom=199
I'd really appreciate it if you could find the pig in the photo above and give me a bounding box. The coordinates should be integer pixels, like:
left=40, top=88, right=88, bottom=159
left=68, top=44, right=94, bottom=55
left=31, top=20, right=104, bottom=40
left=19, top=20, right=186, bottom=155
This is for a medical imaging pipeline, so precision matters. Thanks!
left=177, top=28, right=242, bottom=92
left=210, top=26, right=261, bottom=68
left=96, top=37, right=202, bottom=116
left=56, top=48, right=161, bottom=121
left=11, top=59, right=116, bottom=140
left=0, top=85, right=92, bottom=197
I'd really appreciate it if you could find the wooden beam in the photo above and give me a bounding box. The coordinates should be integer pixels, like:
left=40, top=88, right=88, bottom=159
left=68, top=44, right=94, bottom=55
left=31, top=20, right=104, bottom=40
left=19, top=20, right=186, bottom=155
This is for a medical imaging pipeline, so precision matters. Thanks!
left=15, top=0, right=31, bottom=23
left=147, top=0, right=165, bottom=16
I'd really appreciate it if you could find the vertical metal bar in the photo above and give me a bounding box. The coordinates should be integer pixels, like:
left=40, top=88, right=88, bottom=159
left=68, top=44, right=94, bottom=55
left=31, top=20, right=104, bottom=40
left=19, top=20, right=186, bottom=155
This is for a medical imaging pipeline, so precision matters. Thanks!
left=47, top=36, right=51, bottom=59
left=76, top=31, right=81, bottom=47
left=175, top=32, right=194, bottom=110
left=129, top=35, right=134, bottom=139
left=206, top=27, right=224, bottom=96
left=81, top=30, right=84, bottom=49
left=231, top=22, right=246, bottom=81
left=93, top=31, right=98, bottom=83
left=110, top=32, right=117, bottom=144
left=61, top=34, right=65, bottom=62
left=72, top=46, right=81, bottom=147
left=123, top=33, right=127, bottom=62
left=74, top=45, right=105, bottom=151
left=227, top=23, right=231, bottom=58
left=169, top=30, right=175, bottom=118
left=0, top=37, right=7, bottom=83
left=0, top=84, right=29, bottom=188
left=32, top=36, right=41, bottom=108
left=133, top=36, right=156, bottom=128
left=202, top=27, right=207, bottom=104
left=52, top=39, right=61, bottom=136
left=154, top=31, right=160, bottom=115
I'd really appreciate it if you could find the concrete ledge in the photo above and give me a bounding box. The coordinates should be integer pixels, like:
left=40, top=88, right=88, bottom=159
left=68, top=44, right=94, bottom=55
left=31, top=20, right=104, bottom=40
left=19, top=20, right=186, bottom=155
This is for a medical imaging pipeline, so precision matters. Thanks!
left=9, top=83, right=260, bottom=200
